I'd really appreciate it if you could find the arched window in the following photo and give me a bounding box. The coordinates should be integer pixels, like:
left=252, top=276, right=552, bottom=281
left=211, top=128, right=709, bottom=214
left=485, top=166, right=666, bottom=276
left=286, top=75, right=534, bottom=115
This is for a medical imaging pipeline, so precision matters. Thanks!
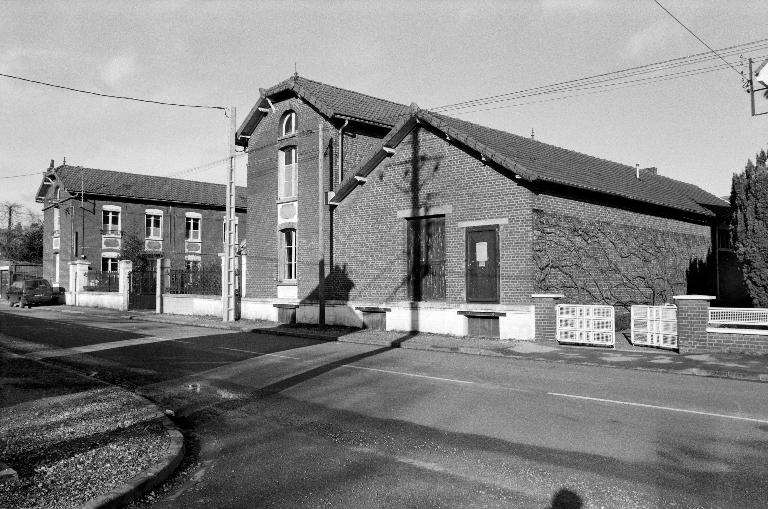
left=280, top=228, right=297, bottom=282
left=278, top=146, right=297, bottom=199
left=281, top=111, right=296, bottom=137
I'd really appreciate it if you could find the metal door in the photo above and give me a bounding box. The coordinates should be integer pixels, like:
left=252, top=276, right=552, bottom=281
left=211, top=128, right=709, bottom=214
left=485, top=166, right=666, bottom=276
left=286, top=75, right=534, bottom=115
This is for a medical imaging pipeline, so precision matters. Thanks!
left=466, top=227, right=499, bottom=303
left=129, top=269, right=156, bottom=310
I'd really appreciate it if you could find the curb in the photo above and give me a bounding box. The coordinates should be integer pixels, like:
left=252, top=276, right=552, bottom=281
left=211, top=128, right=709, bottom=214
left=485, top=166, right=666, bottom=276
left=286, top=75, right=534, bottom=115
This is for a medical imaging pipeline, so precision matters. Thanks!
left=113, top=313, right=768, bottom=385
left=80, top=411, right=185, bottom=509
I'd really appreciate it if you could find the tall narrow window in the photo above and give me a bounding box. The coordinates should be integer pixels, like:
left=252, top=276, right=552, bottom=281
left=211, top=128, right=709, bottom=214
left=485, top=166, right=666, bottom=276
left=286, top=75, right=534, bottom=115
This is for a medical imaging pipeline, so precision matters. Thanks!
left=280, top=228, right=297, bottom=282
left=406, top=216, right=446, bottom=301
left=185, top=216, right=201, bottom=241
left=145, top=213, right=162, bottom=239
left=53, top=207, right=60, bottom=235
left=281, top=111, right=296, bottom=137
left=102, top=209, right=120, bottom=235
left=279, top=147, right=297, bottom=199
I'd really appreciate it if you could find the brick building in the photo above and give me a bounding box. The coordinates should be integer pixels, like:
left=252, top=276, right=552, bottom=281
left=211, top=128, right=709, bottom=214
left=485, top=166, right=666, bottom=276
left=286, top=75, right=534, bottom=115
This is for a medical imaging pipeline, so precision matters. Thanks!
left=35, top=163, right=246, bottom=287
left=237, top=76, right=740, bottom=339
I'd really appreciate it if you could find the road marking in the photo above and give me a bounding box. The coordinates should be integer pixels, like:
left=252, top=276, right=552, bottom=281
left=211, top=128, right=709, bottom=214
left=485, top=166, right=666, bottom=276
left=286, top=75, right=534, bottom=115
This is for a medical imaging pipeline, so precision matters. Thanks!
left=30, top=336, right=174, bottom=359
left=217, top=346, right=301, bottom=360
left=343, top=365, right=475, bottom=384
left=548, top=392, right=768, bottom=424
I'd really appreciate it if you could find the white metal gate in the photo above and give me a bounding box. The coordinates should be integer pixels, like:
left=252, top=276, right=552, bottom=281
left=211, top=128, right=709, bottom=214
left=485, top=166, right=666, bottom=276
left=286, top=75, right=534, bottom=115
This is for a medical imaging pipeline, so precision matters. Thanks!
left=556, top=304, right=615, bottom=347
left=631, top=305, right=677, bottom=349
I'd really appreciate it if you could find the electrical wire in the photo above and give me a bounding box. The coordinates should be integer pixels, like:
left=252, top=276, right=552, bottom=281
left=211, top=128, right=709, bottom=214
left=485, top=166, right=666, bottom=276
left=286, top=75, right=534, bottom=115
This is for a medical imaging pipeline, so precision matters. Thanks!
left=650, top=0, right=745, bottom=80
left=0, top=72, right=226, bottom=110
left=0, top=172, right=40, bottom=179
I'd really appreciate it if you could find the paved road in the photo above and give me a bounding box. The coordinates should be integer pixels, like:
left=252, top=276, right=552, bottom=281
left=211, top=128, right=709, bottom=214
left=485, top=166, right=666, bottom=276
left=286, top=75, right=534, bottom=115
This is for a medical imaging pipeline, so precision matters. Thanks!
left=2, top=307, right=767, bottom=508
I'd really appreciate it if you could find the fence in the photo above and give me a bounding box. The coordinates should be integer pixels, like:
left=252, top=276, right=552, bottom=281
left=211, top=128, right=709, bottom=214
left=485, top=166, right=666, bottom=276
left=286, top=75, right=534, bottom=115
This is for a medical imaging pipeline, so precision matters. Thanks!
left=555, top=304, right=615, bottom=347
left=83, top=270, right=119, bottom=292
left=631, top=305, right=678, bottom=349
left=708, top=307, right=768, bottom=329
left=167, top=267, right=221, bottom=296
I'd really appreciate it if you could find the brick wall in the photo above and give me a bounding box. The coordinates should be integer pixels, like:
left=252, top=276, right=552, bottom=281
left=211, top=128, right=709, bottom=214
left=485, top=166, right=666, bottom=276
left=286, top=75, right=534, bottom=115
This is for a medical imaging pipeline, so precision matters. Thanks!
left=705, top=331, right=768, bottom=354
left=675, top=297, right=710, bottom=353
left=245, top=97, right=386, bottom=300
left=332, top=125, right=534, bottom=305
left=534, top=194, right=714, bottom=309
left=42, top=189, right=242, bottom=279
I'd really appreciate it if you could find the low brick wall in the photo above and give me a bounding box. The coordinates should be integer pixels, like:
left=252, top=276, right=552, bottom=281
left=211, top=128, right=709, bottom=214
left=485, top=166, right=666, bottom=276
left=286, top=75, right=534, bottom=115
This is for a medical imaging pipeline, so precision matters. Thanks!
left=704, top=329, right=768, bottom=354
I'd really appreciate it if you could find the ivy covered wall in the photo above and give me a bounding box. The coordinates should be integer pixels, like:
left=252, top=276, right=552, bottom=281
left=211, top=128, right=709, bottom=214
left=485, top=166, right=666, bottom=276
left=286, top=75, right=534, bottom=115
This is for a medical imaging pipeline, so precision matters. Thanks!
left=533, top=210, right=714, bottom=310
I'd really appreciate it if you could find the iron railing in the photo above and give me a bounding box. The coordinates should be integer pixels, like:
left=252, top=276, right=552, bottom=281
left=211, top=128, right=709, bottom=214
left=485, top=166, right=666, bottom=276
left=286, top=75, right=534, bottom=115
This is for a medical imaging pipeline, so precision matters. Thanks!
left=168, top=267, right=221, bottom=296
left=709, top=307, right=768, bottom=327
left=83, top=270, right=119, bottom=292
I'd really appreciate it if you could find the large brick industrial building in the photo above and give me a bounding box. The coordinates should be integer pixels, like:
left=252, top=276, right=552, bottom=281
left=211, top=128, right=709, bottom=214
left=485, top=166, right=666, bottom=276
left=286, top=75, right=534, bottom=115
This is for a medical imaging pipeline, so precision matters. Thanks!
left=236, top=75, right=741, bottom=339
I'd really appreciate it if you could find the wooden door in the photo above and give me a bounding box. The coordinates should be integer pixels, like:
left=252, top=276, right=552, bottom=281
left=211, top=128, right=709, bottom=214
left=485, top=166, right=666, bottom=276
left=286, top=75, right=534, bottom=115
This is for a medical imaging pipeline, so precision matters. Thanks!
left=407, top=216, right=445, bottom=301
left=466, top=227, right=499, bottom=303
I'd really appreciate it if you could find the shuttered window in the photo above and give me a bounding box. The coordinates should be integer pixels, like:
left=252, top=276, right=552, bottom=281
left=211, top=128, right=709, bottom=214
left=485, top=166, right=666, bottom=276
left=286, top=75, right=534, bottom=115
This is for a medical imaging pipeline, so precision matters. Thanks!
left=406, top=216, right=445, bottom=301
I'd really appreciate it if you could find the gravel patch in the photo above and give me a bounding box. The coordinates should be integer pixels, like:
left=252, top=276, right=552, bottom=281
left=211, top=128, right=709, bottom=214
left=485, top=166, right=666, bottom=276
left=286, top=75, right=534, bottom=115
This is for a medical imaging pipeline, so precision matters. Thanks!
left=0, top=386, right=171, bottom=509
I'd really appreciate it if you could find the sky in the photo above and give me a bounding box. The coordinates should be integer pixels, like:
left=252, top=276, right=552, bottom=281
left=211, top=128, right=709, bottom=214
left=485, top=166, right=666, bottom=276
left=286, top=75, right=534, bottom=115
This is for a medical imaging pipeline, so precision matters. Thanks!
left=2, top=0, right=768, bottom=225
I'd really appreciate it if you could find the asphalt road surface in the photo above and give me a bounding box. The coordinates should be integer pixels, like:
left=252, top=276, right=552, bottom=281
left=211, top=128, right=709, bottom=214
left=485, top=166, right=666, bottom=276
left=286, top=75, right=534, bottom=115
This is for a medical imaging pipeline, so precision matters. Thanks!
left=2, top=307, right=767, bottom=508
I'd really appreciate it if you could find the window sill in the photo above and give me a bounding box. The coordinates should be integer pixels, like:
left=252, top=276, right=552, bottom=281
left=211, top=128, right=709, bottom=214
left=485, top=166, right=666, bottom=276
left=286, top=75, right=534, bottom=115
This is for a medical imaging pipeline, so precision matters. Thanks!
left=276, top=197, right=297, bottom=204
left=277, top=281, right=297, bottom=286
left=278, top=133, right=297, bottom=142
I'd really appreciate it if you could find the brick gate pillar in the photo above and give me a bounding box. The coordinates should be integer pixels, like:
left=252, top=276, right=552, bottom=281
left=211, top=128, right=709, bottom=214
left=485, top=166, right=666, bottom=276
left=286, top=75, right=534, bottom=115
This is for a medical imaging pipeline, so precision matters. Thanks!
left=118, top=260, right=133, bottom=311
left=673, top=295, right=714, bottom=353
left=532, top=293, right=564, bottom=342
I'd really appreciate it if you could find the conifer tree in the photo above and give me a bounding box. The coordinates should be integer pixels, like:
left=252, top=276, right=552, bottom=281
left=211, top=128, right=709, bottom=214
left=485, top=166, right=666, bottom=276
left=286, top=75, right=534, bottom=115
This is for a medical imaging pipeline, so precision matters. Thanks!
left=730, top=148, right=768, bottom=306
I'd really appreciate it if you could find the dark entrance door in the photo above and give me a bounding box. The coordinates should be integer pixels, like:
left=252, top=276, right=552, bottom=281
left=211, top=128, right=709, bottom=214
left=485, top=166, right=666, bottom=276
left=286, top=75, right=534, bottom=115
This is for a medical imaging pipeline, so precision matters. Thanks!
left=129, top=269, right=156, bottom=310
left=466, top=227, right=499, bottom=303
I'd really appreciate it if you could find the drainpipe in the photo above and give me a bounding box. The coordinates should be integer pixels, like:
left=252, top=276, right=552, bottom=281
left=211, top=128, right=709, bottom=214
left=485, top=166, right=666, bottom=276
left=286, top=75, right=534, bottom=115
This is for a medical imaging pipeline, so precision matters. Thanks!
left=337, top=119, right=348, bottom=186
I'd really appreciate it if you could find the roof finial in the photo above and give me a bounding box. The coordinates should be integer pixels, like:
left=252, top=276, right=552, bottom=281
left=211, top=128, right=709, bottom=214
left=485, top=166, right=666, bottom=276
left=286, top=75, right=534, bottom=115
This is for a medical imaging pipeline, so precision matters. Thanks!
left=294, top=62, right=298, bottom=78
left=63, top=156, right=66, bottom=165
left=531, top=128, right=535, bottom=140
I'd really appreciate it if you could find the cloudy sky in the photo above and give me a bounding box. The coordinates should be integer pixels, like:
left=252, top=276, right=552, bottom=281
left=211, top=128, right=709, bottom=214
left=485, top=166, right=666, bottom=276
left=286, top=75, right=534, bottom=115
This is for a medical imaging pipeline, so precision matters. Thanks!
left=2, top=0, right=767, bottom=223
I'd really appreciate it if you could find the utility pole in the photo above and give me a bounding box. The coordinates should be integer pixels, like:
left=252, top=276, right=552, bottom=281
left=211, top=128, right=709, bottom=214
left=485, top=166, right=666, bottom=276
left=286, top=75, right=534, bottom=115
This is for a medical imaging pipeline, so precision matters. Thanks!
left=317, top=122, right=325, bottom=325
left=223, top=106, right=237, bottom=322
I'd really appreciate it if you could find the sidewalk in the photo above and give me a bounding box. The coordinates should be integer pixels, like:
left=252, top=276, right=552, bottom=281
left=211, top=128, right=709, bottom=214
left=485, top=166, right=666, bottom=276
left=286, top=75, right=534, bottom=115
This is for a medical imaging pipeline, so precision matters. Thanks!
left=95, top=307, right=768, bottom=384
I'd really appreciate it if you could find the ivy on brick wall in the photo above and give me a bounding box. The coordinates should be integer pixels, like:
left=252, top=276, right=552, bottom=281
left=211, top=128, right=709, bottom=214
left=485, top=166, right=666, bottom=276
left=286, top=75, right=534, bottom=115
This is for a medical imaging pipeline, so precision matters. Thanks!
left=533, top=210, right=712, bottom=309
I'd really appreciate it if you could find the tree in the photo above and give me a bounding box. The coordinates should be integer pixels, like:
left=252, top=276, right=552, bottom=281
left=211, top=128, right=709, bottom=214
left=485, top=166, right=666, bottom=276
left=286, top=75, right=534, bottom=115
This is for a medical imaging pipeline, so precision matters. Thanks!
left=730, top=147, right=768, bottom=307
left=3, top=221, right=43, bottom=263
left=119, top=230, right=154, bottom=271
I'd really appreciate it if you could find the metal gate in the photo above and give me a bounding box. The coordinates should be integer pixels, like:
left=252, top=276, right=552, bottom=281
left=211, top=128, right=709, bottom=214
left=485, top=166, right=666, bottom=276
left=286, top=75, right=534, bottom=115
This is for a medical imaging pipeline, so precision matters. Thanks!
left=556, top=304, right=615, bottom=347
left=630, top=305, right=677, bottom=349
left=129, top=269, right=156, bottom=310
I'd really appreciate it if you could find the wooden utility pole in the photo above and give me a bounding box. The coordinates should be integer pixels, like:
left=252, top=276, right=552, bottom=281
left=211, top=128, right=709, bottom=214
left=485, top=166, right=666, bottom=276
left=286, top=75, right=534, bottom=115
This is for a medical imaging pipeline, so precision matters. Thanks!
left=223, top=106, right=237, bottom=322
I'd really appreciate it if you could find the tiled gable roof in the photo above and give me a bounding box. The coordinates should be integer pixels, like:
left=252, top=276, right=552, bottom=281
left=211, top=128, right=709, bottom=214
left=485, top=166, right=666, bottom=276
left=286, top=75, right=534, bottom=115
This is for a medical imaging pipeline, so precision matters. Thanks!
left=237, top=75, right=410, bottom=145
left=420, top=111, right=721, bottom=217
left=49, top=165, right=247, bottom=209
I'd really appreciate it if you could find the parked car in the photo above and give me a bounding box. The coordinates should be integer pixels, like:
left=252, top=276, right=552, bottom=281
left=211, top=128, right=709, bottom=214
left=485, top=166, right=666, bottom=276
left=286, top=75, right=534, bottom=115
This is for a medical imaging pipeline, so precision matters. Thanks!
left=6, top=278, right=53, bottom=308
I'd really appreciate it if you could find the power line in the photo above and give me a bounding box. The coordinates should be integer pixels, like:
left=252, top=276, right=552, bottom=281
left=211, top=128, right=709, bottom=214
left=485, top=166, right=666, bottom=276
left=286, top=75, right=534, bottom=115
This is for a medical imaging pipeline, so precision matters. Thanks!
left=650, top=0, right=744, bottom=80
left=0, top=72, right=226, bottom=110
left=0, top=171, right=40, bottom=180
left=431, top=39, right=767, bottom=113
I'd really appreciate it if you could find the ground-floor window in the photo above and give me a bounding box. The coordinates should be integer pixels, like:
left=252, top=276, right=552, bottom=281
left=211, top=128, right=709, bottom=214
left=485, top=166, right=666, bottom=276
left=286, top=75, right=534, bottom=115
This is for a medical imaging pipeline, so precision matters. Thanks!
left=185, top=260, right=201, bottom=271
left=101, top=256, right=118, bottom=272
left=406, top=216, right=445, bottom=301
left=280, top=228, right=297, bottom=282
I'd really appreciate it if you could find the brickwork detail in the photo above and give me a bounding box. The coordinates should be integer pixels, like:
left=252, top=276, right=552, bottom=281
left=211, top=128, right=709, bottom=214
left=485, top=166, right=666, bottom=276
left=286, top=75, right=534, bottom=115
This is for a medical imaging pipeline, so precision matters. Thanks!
left=675, top=298, right=711, bottom=353
left=533, top=208, right=713, bottom=308
left=332, top=126, right=534, bottom=304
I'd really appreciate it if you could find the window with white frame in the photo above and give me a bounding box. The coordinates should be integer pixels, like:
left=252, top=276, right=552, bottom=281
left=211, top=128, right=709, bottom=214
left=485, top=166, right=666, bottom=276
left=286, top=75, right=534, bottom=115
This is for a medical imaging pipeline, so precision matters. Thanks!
left=278, top=147, right=297, bottom=199
left=102, top=255, right=119, bottom=272
left=145, top=210, right=163, bottom=239
left=281, top=111, right=296, bottom=137
left=185, top=259, right=201, bottom=271
left=185, top=214, right=201, bottom=241
left=279, top=228, right=297, bottom=282
left=102, top=206, right=121, bottom=235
